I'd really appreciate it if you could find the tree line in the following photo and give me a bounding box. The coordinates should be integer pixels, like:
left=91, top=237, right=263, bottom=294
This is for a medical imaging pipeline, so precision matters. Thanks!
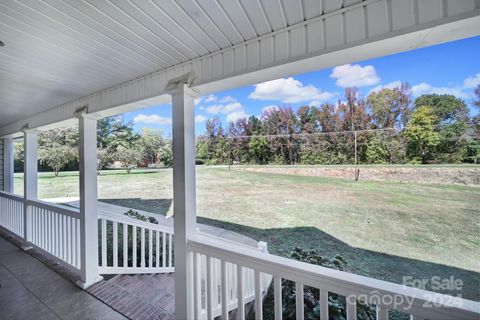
left=197, top=84, right=480, bottom=166
left=13, top=84, right=480, bottom=174
left=14, top=119, right=172, bottom=175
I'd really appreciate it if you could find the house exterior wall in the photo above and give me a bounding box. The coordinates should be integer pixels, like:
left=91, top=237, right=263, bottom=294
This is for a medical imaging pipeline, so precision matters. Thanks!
left=0, top=139, right=4, bottom=191
left=0, top=1, right=478, bottom=137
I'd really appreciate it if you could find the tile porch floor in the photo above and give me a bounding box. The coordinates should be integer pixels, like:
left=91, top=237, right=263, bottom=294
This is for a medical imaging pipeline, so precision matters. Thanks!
left=0, top=234, right=127, bottom=320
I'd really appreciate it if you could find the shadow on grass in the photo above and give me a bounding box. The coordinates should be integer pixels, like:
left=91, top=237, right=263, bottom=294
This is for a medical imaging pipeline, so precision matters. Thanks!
left=198, top=217, right=479, bottom=302
left=96, top=197, right=479, bottom=302
left=100, top=198, right=172, bottom=216
left=97, top=169, right=163, bottom=177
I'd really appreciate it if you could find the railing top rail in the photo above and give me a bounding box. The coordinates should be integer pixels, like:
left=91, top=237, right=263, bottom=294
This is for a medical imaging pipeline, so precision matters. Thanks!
left=196, top=229, right=267, bottom=253
left=0, top=191, right=24, bottom=202
left=26, top=199, right=80, bottom=218
left=189, top=234, right=480, bottom=319
left=98, top=211, right=174, bottom=234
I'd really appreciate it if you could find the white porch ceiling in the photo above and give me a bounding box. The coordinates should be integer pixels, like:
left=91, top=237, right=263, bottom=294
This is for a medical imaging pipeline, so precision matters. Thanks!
left=0, top=0, right=479, bottom=134
left=0, top=0, right=351, bottom=127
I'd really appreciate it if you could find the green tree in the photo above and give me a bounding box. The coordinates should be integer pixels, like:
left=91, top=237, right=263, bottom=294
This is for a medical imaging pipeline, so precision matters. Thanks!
left=415, top=94, right=469, bottom=162
left=366, top=133, right=389, bottom=164
left=97, top=148, right=113, bottom=173
left=140, top=128, right=165, bottom=163
left=248, top=136, right=271, bottom=164
left=415, top=94, right=469, bottom=124
left=158, top=142, right=173, bottom=167
left=37, top=128, right=79, bottom=175
left=404, top=106, right=440, bottom=163
left=97, top=117, right=140, bottom=149
left=38, top=144, right=77, bottom=176
left=367, top=84, right=412, bottom=128
left=115, top=145, right=144, bottom=173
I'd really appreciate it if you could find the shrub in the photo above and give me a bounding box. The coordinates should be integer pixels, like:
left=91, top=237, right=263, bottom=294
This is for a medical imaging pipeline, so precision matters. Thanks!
left=263, top=247, right=376, bottom=320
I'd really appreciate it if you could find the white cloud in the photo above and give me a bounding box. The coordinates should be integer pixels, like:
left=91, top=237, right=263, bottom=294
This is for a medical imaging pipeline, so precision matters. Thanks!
left=411, top=82, right=468, bottom=98
left=226, top=111, right=249, bottom=123
left=262, top=105, right=279, bottom=113
left=194, top=97, right=203, bottom=105
left=205, top=102, right=243, bottom=115
left=204, top=94, right=217, bottom=103
left=369, top=80, right=402, bottom=94
left=330, top=64, right=380, bottom=87
left=195, top=115, right=208, bottom=123
left=249, top=77, right=335, bottom=103
left=464, top=73, right=480, bottom=88
left=309, top=100, right=322, bottom=107
left=133, top=114, right=172, bottom=125
left=219, top=96, right=236, bottom=103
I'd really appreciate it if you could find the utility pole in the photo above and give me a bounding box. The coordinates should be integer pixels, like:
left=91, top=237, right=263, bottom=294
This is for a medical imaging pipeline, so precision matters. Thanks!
left=354, top=130, right=359, bottom=182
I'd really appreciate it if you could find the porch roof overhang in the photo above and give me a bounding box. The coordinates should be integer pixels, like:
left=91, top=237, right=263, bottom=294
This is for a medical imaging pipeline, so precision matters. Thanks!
left=1, top=0, right=480, bottom=137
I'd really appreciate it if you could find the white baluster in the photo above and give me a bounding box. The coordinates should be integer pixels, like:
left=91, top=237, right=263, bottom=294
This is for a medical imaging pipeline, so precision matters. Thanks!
left=207, top=256, right=214, bottom=320
left=71, top=217, right=77, bottom=267
left=149, top=229, right=153, bottom=268
left=132, top=226, right=137, bottom=267
left=101, top=219, right=107, bottom=267
left=376, top=305, right=388, bottom=320
left=346, top=296, right=357, bottom=320
left=67, top=216, right=72, bottom=264
left=320, top=288, right=329, bottom=320
left=141, top=227, right=145, bottom=268
left=113, top=221, right=118, bottom=267
left=255, top=270, right=263, bottom=320
left=123, top=223, right=128, bottom=268
left=237, top=265, right=245, bottom=320
left=221, top=260, right=229, bottom=320
left=155, top=230, right=160, bottom=268
left=295, top=282, right=304, bottom=320
left=76, top=218, right=81, bottom=269
left=193, top=253, right=201, bottom=319
left=274, top=276, right=282, bottom=320
left=162, top=232, right=166, bottom=268
left=168, top=233, right=173, bottom=267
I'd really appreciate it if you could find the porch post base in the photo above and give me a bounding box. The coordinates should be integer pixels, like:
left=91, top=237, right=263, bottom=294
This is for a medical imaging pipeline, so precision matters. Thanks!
left=75, top=275, right=103, bottom=290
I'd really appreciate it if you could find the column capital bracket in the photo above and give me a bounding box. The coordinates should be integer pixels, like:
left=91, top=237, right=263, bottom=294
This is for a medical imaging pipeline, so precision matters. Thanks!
left=20, top=124, right=38, bottom=134
left=164, top=71, right=200, bottom=98
left=74, top=106, right=101, bottom=120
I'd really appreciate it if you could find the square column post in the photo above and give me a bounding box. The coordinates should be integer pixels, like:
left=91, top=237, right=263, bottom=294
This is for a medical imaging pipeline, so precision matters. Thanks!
left=3, top=138, right=15, bottom=193
left=166, top=72, right=199, bottom=320
left=75, top=108, right=102, bottom=289
left=23, top=129, right=38, bottom=245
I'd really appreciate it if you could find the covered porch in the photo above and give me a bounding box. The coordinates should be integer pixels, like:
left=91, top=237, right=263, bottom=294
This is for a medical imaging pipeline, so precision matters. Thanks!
left=1, top=1, right=480, bottom=319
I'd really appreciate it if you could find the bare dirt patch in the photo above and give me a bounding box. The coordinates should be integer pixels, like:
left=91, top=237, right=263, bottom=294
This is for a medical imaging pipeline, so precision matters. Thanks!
left=239, top=165, right=480, bottom=185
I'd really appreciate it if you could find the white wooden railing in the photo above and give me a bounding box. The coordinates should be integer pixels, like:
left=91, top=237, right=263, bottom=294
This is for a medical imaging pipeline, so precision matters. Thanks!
left=189, top=233, right=480, bottom=320
left=26, top=199, right=81, bottom=269
left=97, top=211, right=175, bottom=274
left=0, top=192, right=81, bottom=270
left=97, top=211, right=272, bottom=316
left=3, top=191, right=477, bottom=319
left=0, top=192, right=24, bottom=237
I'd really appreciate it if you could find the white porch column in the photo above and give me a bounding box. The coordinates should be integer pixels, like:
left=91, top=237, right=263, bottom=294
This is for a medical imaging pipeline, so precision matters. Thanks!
left=3, top=138, right=14, bottom=193
left=166, top=73, right=199, bottom=320
left=76, top=109, right=102, bottom=289
left=23, top=129, right=37, bottom=244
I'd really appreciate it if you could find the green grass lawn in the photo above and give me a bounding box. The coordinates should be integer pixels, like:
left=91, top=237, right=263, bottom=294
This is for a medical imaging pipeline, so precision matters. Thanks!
left=14, top=166, right=480, bottom=301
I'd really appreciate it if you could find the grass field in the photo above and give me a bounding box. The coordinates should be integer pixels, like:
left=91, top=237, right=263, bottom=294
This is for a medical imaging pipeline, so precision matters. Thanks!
left=13, top=166, right=480, bottom=301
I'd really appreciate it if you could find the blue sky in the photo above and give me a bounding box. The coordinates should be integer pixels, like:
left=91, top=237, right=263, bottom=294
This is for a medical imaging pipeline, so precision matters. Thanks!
left=124, top=36, right=480, bottom=136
